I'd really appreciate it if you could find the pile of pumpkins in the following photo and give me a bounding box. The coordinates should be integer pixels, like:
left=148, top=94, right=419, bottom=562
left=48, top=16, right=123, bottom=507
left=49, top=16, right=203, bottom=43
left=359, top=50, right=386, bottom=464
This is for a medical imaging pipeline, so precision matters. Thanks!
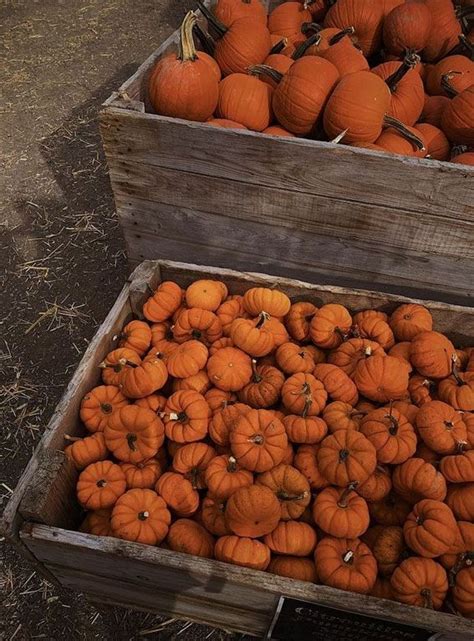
left=70, top=277, right=474, bottom=618
left=148, top=0, right=474, bottom=165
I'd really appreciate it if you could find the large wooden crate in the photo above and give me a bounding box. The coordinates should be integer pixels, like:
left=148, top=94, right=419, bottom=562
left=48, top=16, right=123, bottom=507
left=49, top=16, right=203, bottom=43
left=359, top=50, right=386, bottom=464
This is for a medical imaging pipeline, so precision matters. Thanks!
left=100, top=1, right=474, bottom=307
left=2, top=260, right=474, bottom=638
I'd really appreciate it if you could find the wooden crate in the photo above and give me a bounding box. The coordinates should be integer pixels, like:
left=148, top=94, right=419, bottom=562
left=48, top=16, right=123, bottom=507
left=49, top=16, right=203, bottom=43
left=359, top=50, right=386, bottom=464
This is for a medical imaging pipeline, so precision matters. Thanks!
left=2, top=259, right=474, bottom=638
left=99, top=1, right=474, bottom=307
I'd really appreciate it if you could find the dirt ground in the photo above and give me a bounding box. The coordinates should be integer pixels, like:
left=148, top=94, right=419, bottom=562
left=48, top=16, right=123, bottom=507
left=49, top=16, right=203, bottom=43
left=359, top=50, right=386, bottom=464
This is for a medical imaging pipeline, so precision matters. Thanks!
left=0, top=1, right=247, bottom=639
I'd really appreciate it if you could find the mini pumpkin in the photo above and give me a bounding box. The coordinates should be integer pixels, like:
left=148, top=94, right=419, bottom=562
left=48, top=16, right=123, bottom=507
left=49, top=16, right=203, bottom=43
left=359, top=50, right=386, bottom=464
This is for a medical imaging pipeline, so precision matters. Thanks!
left=167, top=340, right=209, bottom=379
left=230, top=408, right=288, bottom=472
left=204, top=454, right=253, bottom=499
left=369, top=491, right=411, bottom=526
left=216, top=296, right=246, bottom=336
left=172, top=308, right=223, bottom=345
left=167, top=518, right=215, bottom=558
left=77, top=460, right=126, bottom=510
left=243, top=287, right=291, bottom=317
left=388, top=342, right=413, bottom=372
left=225, top=484, right=281, bottom=537
left=439, top=521, right=474, bottom=571
left=207, top=346, right=253, bottom=392
left=104, top=405, right=164, bottom=463
left=317, top=430, right=377, bottom=487
left=438, top=367, right=474, bottom=412
left=391, top=557, right=448, bottom=610
left=410, top=331, right=456, bottom=379
left=446, top=483, right=474, bottom=521
left=268, top=556, right=317, bottom=582
left=79, top=508, right=113, bottom=537
left=257, top=463, right=311, bottom=520
left=209, top=402, right=250, bottom=446
left=143, top=281, right=183, bottom=322
left=120, top=357, right=169, bottom=399
left=65, top=433, right=108, bottom=470
left=310, top=304, right=352, bottom=349
left=264, top=520, right=317, bottom=556
left=230, top=314, right=275, bottom=357
left=360, top=407, right=417, bottom=465
left=392, top=457, right=447, bottom=503
left=119, top=320, right=152, bottom=355
left=314, top=537, right=377, bottom=594
left=200, top=494, right=231, bottom=536
left=408, top=374, right=436, bottom=407
left=328, top=338, right=385, bottom=379
left=185, top=279, right=227, bottom=311
left=285, top=301, right=317, bottom=341
left=283, top=414, right=328, bottom=444
left=156, top=471, right=200, bottom=516
left=214, top=535, right=271, bottom=570
left=294, top=443, right=330, bottom=491
left=353, top=355, right=409, bottom=403
left=164, top=390, right=211, bottom=443
left=353, top=316, right=395, bottom=351
left=209, top=337, right=234, bottom=356
left=99, top=348, right=141, bottom=386
left=205, top=387, right=237, bottom=413
left=172, top=370, right=211, bottom=396
left=173, top=442, right=216, bottom=488
left=238, top=361, right=285, bottom=408
left=322, top=401, right=365, bottom=433
left=111, top=488, right=171, bottom=545
left=120, top=457, right=165, bottom=489
left=313, top=485, right=370, bottom=539
left=364, top=525, right=406, bottom=576
left=281, top=373, right=327, bottom=416
left=416, top=401, right=468, bottom=455
left=356, top=464, right=392, bottom=503
left=276, top=342, right=315, bottom=374
left=440, top=450, right=474, bottom=484
left=453, top=567, right=474, bottom=618
left=313, top=363, right=359, bottom=406
left=403, top=499, right=458, bottom=558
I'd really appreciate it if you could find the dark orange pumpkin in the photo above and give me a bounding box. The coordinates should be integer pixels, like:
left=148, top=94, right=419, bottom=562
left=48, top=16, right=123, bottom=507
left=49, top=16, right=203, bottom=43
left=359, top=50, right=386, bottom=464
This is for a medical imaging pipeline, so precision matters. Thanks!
left=391, top=557, right=448, bottom=609
left=403, top=499, right=458, bottom=558
left=441, top=85, right=474, bottom=146
left=213, top=0, right=267, bottom=27
left=415, top=123, right=450, bottom=161
left=392, top=457, right=447, bottom=503
left=423, top=0, right=462, bottom=62
left=360, top=407, right=417, bottom=465
left=313, top=485, right=370, bottom=538
left=225, top=484, right=281, bottom=537
left=383, top=2, right=432, bottom=55
left=372, top=56, right=425, bottom=127
left=421, top=94, right=450, bottom=128
left=230, top=408, right=288, bottom=472
left=317, top=429, right=377, bottom=487
left=416, top=400, right=468, bottom=454
left=314, top=537, right=377, bottom=594
left=324, top=0, right=384, bottom=56
left=217, top=73, right=273, bottom=131
left=257, top=463, right=311, bottom=520
left=310, top=304, right=352, bottom=349
left=268, top=2, right=312, bottom=44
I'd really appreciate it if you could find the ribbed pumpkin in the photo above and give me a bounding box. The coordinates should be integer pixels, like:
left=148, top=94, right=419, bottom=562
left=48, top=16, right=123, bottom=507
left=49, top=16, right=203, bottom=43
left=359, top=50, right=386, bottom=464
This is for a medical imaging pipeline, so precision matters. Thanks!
left=217, top=73, right=273, bottom=131
left=314, top=537, right=377, bottom=594
left=375, top=125, right=427, bottom=158
left=313, top=485, right=370, bottom=538
left=323, top=71, right=391, bottom=143
left=383, top=2, right=432, bottom=55
left=213, top=0, right=267, bottom=27
left=415, top=400, right=468, bottom=455
left=324, top=0, right=384, bottom=56
left=360, top=408, right=417, bottom=465
left=353, top=354, right=409, bottom=403
left=410, top=331, right=456, bottom=379
left=372, top=56, right=425, bottom=127
left=421, top=94, right=450, bottom=127
left=423, top=0, right=462, bottom=62
left=225, top=484, right=281, bottom=537
left=256, top=463, right=311, bottom=519
left=271, top=56, right=340, bottom=135
left=320, top=33, right=369, bottom=78
left=441, top=85, right=474, bottom=146
left=264, top=520, right=317, bottom=556
left=392, top=457, right=447, bottom=503
left=453, top=567, right=474, bottom=618
left=317, top=429, right=377, bottom=487
left=230, top=408, right=288, bottom=472
left=267, top=2, right=312, bottom=44
left=391, top=558, right=448, bottom=609
left=328, top=338, right=385, bottom=378
left=425, top=55, right=474, bottom=97
left=451, top=152, right=474, bottom=166
left=268, top=556, right=318, bottom=581
left=214, top=535, right=271, bottom=570
left=198, top=2, right=271, bottom=76
left=149, top=12, right=218, bottom=122
left=403, top=499, right=458, bottom=558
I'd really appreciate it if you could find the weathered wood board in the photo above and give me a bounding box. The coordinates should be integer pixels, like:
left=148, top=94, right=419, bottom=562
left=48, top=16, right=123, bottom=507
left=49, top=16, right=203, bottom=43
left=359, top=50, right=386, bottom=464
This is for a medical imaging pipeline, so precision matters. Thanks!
left=2, top=259, right=474, bottom=637
left=100, top=1, right=474, bottom=305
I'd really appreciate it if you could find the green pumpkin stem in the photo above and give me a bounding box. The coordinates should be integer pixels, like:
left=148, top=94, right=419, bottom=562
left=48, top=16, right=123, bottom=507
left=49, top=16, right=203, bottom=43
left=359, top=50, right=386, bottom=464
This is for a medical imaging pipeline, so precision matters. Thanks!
left=292, top=33, right=321, bottom=60
left=329, top=26, right=355, bottom=46
left=385, top=52, right=420, bottom=92
left=383, top=115, right=425, bottom=152
left=178, top=12, right=199, bottom=62
left=197, top=1, right=227, bottom=39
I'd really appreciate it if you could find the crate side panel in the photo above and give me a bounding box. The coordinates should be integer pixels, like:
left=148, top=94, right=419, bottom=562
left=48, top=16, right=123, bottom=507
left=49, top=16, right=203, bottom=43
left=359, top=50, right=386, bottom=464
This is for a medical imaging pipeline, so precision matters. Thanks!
left=100, top=109, right=474, bottom=220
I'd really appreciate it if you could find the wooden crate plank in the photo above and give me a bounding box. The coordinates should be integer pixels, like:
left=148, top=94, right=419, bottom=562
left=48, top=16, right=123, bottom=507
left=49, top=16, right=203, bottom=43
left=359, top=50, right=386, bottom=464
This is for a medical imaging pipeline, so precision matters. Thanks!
left=108, top=159, right=473, bottom=259
left=21, top=525, right=474, bottom=635
left=118, top=200, right=474, bottom=308
left=100, top=108, right=474, bottom=220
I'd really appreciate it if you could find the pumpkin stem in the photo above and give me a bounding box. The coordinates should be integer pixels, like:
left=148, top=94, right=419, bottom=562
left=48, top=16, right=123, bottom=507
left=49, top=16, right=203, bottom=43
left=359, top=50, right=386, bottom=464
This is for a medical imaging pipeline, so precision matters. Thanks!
left=444, top=420, right=454, bottom=431
left=64, top=434, right=83, bottom=442
left=192, top=329, right=203, bottom=340
left=337, top=482, right=358, bottom=508
left=335, top=327, right=349, bottom=342
left=329, top=26, right=355, bottom=46
left=451, top=353, right=465, bottom=386
left=248, top=64, right=284, bottom=84
left=250, top=433, right=264, bottom=445
left=251, top=358, right=263, bottom=383
left=456, top=5, right=474, bottom=19
left=301, top=382, right=313, bottom=418
left=277, top=490, right=310, bottom=502
left=339, top=448, right=350, bottom=462
left=441, top=74, right=459, bottom=98
left=343, top=550, right=354, bottom=564
left=96, top=479, right=107, bottom=488
left=300, top=22, right=323, bottom=36
left=330, top=129, right=349, bottom=144
left=256, top=311, right=270, bottom=329
left=386, top=412, right=399, bottom=436
left=100, top=402, right=113, bottom=415
left=119, top=358, right=139, bottom=369
left=197, top=2, right=227, bottom=39
left=421, top=588, right=433, bottom=610
left=127, top=433, right=138, bottom=451
left=178, top=12, right=200, bottom=62
left=269, top=38, right=287, bottom=55
left=99, top=361, right=124, bottom=372
left=227, top=456, right=238, bottom=472
left=193, top=22, right=216, bottom=55
left=385, top=52, right=420, bottom=92
left=292, top=33, right=321, bottom=60
left=383, top=115, right=425, bottom=152
left=138, top=510, right=149, bottom=521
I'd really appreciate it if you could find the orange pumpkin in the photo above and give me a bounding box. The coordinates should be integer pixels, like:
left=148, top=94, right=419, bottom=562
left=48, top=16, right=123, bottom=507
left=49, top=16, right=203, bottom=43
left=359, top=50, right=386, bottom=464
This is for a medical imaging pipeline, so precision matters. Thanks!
left=360, top=407, right=417, bottom=465
left=285, top=301, right=317, bottom=341
left=204, top=454, right=253, bottom=499
left=173, top=442, right=216, bottom=489
left=167, top=518, right=215, bottom=558
left=185, top=279, right=227, bottom=311
left=201, top=494, right=231, bottom=536
left=143, top=281, right=183, bottom=323
left=353, top=355, right=409, bottom=403
left=317, top=430, right=377, bottom=487
left=423, top=0, right=462, bottom=62
left=313, top=485, right=370, bottom=538
left=213, top=0, right=267, bottom=27
left=167, top=340, right=209, bottom=378
left=79, top=508, right=113, bottom=537
left=310, top=304, right=352, bottom=349
left=408, top=374, right=436, bottom=407
left=268, top=2, right=312, bottom=44
left=268, top=556, right=318, bottom=582
left=391, top=399, right=418, bottom=424
left=230, top=314, right=275, bottom=357
left=446, top=483, right=474, bottom=521
left=99, top=348, right=141, bottom=386
left=77, top=460, right=126, bottom=510
left=438, top=368, right=474, bottom=412
left=294, top=443, right=330, bottom=490
left=440, top=450, right=474, bottom=484
left=281, top=372, right=328, bottom=416
left=65, top=433, right=108, bottom=470
left=120, top=457, right=165, bottom=489
left=363, top=525, right=405, bottom=576
left=353, top=316, right=395, bottom=350
left=410, top=331, right=457, bottom=379
left=404, top=499, right=458, bottom=558
left=216, top=296, right=246, bottom=335
left=172, top=308, right=223, bottom=345
left=206, top=346, right=253, bottom=392
left=104, top=405, right=164, bottom=463
left=439, top=521, right=474, bottom=570
left=453, top=566, right=474, bottom=618
left=283, top=414, right=328, bottom=444
left=372, top=56, right=425, bottom=127
left=230, top=408, right=288, bottom=472
left=391, top=557, right=448, bottom=609
left=164, top=390, right=211, bottom=443
left=226, top=484, right=281, bottom=537
left=80, top=386, right=128, bottom=435
left=120, top=357, right=168, bottom=399
left=217, top=73, right=273, bottom=132
left=383, top=2, right=432, bottom=56
left=205, top=387, right=237, bottom=414
left=243, top=287, right=291, bottom=318
left=111, top=488, right=171, bottom=545
left=208, top=402, right=250, bottom=446
left=314, top=537, right=377, bottom=594
left=239, top=361, right=285, bottom=408
left=156, top=471, right=200, bottom=516
left=416, top=401, right=468, bottom=454
left=264, top=520, right=317, bottom=556
left=324, top=0, right=384, bottom=56
left=150, top=321, right=173, bottom=346
left=257, top=463, right=311, bottom=520
left=276, top=342, right=315, bottom=374
left=356, top=465, right=392, bottom=503
left=369, top=491, right=411, bottom=526
left=214, top=535, right=271, bottom=570
left=392, top=457, right=447, bottom=503
left=322, top=400, right=364, bottom=433
left=328, top=338, right=385, bottom=378
left=388, top=342, right=413, bottom=372
left=313, top=363, right=359, bottom=406
left=421, top=94, right=450, bottom=127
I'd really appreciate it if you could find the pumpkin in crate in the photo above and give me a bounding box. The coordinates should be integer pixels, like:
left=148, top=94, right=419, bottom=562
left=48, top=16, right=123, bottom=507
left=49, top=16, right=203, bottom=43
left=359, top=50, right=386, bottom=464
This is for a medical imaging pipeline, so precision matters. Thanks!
left=317, top=429, right=377, bottom=487
left=99, top=348, right=141, bottom=387
left=213, top=0, right=267, bottom=27
left=324, top=0, right=384, bottom=56
left=264, top=520, right=317, bottom=556
left=156, top=471, right=200, bottom=516
left=197, top=2, right=271, bottom=76
left=163, top=390, right=211, bottom=443
left=314, top=537, right=377, bottom=594
left=185, top=279, right=227, bottom=311
left=230, top=408, right=288, bottom=472
left=167, top=340, right=209, bottom=378
left=453, top=567, right=474, bottom=618
left=230, top=314, right=275, bottom=357
left=281, top=372, right=327, bottom=416
left=104, top=405, right=164, bottom=463
left=438, top=367, right=474, bottom=411
left=360, top=408, right=417, bottom=465
left=352, top=315, right=394, bottom=351
left=217, top=72, right=273, bottom=132
left=440, top=450, right=474, bottom=484
left=79, top=385, right=128, bottom=433
left=439, top=521, right=474, bottom=570
left=239, top=361, right=285, bottom=408
left=119, top=320, right=152, bottom=356
left=111, top=488, right=171, bottom=545
left=312, top=485, right=370, bottom=538
left=374, top=125, right=427, bottom=158
left=65, top=433, right=108, bottom=470
left=167, top=519, right=215, bottom=558
left=285, top=301, right=317, bottom=342
left=283, top=414, right=328, bottom=444
left=415, top=400, right=468, bottom=454
left=363, top=525, right=405, bottom=576
left=294, top=443, right=330, bottom=490
left=313, top=363, right=359, bottom=406
left=148, top=12, right=219, bottom=122
left=390, top=304, right=433, bottom=342
left=172, top=442, right=216, bottom=489
left=423, top=0, right=463, bottom=62
left=421, top=94, right=450, bottom=128
left=356, top=465, right=392, bottom=503
left=201, top=495, right=231, bottom=536
left=120, top=357, right=169, bottom=399
left=414, top=123, right=450, bottom=161
left=392, top=457, right=447, bottom=503
left=310, top=304, right=352, bottom=349
left=172, top=308, right=223, bottom=345
left=207, top=346, right=252, bottom=392
left=267, top=2, right=312, bottom=44
left=268, top=556, right=318, bottom=581
left=382, top=2, right=432, bottom=56
left=390, top=557, right=448, bottom=609
left=410, top=331, right=457, bottom=379
left=209, top=402, right=250, bottom=446
left=328, top=338, right=385, bottom=378
left=80, top=508, right=113, bottom=537
left=204, top=454, right=253, bottom=499
left=120, top=457, right=165, bottom=490
left=77, top=460, right=127, bottom=510
left=319, top=29, right=369, bottom=78
left=446, top=483, right=474, bottom=521
left=256, top=463, right=311, bottom=519
left=225, top=484, right=281, bottom=537
left=441, top=84, right=474, bottom=146
left=403, top=499, right=458, bottom=558
left=353, top=355, right=409, bottom=403
left=425, top=55, right=474, bottom=97
left=214, top=535, right=271, bottom=570
left=322, top=400, right=364, bottom=433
